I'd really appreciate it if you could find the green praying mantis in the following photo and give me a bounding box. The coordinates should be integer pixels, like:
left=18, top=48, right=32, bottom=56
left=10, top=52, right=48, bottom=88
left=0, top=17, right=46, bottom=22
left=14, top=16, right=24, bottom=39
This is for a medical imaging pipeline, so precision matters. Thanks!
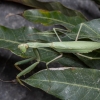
left=15, top=23, right=100, bottom=87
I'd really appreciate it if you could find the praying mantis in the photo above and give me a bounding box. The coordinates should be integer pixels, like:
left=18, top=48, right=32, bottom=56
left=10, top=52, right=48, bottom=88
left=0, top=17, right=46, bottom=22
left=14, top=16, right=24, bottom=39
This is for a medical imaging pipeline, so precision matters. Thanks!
left=15, top=23, right=100, bottom=87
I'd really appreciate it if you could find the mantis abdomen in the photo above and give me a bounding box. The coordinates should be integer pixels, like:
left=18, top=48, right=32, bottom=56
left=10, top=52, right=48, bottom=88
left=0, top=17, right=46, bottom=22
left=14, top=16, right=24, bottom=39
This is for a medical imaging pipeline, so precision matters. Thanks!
left=27, top=41, right=100, bottom=53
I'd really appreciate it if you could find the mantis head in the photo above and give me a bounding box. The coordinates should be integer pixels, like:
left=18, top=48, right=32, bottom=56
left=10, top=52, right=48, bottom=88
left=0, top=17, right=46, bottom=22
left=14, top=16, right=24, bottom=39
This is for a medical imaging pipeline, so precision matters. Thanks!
left=18, top=44, right=29, bottom=53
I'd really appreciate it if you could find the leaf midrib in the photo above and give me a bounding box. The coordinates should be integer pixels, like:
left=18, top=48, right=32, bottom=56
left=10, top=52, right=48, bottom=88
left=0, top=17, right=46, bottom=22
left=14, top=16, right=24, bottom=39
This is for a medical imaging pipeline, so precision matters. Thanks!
left=26, top=79, right=100, bottom=91
left=0, top=39, right=20, bottom=44
left=24, top=15, right=75, bottom=27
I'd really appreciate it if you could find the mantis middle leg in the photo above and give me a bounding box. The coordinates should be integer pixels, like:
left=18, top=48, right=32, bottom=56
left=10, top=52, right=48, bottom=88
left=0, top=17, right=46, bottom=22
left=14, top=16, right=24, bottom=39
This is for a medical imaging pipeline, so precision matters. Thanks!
left=77, top=53, right=100, bottom=60
left=45, top=53, right=63, bottom=91
left=53, top=28, right=62, bottom=42
left=75, top=23, right=84, bottom=41
left=46, top=53, right=63, bottom=69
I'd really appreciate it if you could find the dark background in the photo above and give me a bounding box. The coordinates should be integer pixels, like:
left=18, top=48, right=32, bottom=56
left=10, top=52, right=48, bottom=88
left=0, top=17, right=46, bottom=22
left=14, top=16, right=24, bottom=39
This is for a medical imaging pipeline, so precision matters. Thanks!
left=0, top=0, right=100, bottom=100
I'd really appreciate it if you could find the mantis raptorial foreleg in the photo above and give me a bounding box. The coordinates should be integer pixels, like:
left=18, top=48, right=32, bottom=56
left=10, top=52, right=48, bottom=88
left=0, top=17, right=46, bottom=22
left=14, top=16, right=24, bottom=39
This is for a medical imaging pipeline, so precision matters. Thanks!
left=14, top=57, right=35, bottom=71
left=16, top=62, right=39, bottom=88
left=16, top=48, right=40, bottom=87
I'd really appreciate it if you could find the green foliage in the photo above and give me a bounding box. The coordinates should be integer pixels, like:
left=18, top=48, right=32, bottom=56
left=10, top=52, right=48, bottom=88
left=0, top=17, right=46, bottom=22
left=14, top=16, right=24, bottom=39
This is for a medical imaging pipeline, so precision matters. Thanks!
left=23, top=68, right=100, bottom=100
left=11, top=0, right=86, bottom=19
left=0, top=2, right=100, bottom=100
left=22, top=9, right=86, bottom=29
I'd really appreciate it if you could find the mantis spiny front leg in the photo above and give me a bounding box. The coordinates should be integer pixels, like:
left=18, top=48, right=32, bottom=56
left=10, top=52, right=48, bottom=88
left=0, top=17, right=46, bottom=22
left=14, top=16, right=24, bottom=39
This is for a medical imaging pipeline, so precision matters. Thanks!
left=14, top=57, right=35, bottom=71
left=16, top=48, right=40, bottom=87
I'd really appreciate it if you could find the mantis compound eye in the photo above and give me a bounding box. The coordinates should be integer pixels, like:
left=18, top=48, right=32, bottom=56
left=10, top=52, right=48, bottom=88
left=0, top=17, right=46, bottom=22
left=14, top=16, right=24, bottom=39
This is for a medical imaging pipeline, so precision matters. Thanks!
left=18, top=44, right=29, bottom=53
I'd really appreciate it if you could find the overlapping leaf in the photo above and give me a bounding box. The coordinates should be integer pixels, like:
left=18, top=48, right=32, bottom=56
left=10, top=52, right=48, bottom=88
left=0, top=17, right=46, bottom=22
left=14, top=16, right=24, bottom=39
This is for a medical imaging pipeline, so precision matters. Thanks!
left=22, top=9, right=86, bottom=30
left=7, top=0, right=86, bottom=19
left=23, top=67, right=100, bottom=100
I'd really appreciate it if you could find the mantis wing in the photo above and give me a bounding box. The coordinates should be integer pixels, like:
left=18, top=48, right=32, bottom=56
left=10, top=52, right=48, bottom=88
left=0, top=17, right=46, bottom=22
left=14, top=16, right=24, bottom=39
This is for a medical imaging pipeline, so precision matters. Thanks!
left=52, top=41, right=100, bottom=53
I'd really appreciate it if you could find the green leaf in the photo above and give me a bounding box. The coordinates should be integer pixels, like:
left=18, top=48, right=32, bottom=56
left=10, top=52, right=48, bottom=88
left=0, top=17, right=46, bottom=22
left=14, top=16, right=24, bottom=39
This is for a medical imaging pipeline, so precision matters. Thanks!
left=22, top=9, right=86, bottom=29
left=9, top=0, right=86, bottom=19
left=23, top=67, right=100, bottom=100
left=0, top=26, right=85, bottom=67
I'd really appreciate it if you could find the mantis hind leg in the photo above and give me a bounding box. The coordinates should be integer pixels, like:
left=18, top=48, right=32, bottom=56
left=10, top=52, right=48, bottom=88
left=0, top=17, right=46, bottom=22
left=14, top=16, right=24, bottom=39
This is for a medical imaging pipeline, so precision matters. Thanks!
left=75, top=23, right=100, bottom=60
left=77, top=53, right=100, bottom=60
left=75, top=23, right=84, bottom=41
left=75, top=23, right=84, bottom=59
